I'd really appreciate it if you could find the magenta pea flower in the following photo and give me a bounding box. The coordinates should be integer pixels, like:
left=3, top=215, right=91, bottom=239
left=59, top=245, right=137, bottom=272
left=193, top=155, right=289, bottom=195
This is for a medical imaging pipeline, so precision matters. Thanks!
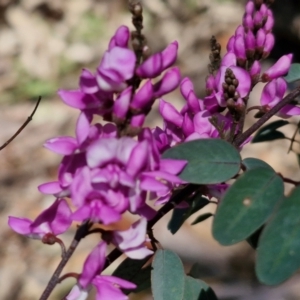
left=66, top=241, right=136, bottom=300
left=108, top=25, right=130, bottom=50
left=96, top=47, right=136, bottom=92
left=216, top=52, right=251, bottom=98
left=136, top=41, right=178, bottom=78
left=8, top=199, right=72, bottom=239
left=261, top=54, right=293, bottom=82
left=112, top=218, right=153, bottom=259
left=260, top=77, right=300, bottom=118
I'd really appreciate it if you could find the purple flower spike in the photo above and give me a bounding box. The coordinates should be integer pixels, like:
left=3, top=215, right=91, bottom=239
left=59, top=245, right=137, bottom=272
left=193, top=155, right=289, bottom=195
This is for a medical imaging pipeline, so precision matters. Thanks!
left=8, top=199, right=72, bottom=239
left=113, top=218, right=153, bottom=259
left=79, top=69, right=99, bottom=94
left=153, top=67, right=181, bottom=98
left=261, top=54, right=293, bottom=82
left=113, top=86, right=132, bottom=120
left=161, top=41, right=179, bottom=70
left=97, top=47, right=136, bottom=92
left=130, top=80, right=154, bottom=110
left=136, top=53, right=163, bottom=78
left=108, top=25, right=130, bottom=50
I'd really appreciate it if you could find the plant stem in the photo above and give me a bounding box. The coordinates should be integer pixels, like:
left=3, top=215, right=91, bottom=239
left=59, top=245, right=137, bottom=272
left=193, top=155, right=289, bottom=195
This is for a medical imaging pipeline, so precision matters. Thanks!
left=233, top=85, right=300, bottom=147
left=39, top=221, right=91, bottom=300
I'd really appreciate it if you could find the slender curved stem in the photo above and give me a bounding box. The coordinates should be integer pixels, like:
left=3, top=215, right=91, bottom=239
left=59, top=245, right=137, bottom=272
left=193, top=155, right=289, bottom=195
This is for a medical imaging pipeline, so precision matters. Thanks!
left=233, top=86, right=300, bottom=147
left=0, top=96, right=41, bottom=150
left=39, top=221, right=91, bottom=300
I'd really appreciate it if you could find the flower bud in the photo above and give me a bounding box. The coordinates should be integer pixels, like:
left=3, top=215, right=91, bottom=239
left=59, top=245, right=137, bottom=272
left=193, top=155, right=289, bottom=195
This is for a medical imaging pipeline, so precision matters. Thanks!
left=261, top=54, right=293, bottom=82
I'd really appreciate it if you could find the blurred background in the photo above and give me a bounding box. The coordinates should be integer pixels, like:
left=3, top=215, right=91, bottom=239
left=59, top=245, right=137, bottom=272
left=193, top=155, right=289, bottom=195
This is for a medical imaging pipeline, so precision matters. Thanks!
left=0, top=0, right=300, bottom=299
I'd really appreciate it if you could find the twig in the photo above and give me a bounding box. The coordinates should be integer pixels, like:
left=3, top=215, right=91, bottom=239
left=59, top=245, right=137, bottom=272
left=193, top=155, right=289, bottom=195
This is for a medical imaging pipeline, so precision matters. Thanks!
left=233, top=86, right=300, bottom=147
left=39, top=221, right=92, bottom=300
left=0, top=96, right=41, bottom=151
left=279, top=174, right=300, bottom=186
left=287, top=121, right=300, bottom=153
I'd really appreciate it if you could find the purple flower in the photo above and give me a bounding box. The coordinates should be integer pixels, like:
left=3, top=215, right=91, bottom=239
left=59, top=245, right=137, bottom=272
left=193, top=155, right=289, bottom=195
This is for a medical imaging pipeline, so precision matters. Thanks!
left=260, top=77, right=300, bottom=118
left=8, top=199, right=72, bottom=239
left=96, top=47, right=136, bottom=92
left=261, top=54, right=293, bottom=82
left=216, top=53, right=251, bottom=98
left=112, top=218, right=153, bottom=259
left=136, top=41, right=178, bottom=78
left=113, top=86, right=132, bottom=121
left=66, top=241, right=136, bottom=300
left=40, top=130, right=186, bottom=224
left=108, top=25, right=130, bottom=50
left=130, top=80, right=154, bottom=111
left=92, top=276, right=136, bottom=300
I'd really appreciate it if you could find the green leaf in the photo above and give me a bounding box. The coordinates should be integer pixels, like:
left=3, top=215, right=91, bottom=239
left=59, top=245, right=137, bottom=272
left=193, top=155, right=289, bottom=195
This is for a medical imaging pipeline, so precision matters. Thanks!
left=189, top=195, right=210, bottom=215
left=256, top=186, right=300, bottom=285
left=152, top=250, right=185, bottom=300
left=168, top=207, right=190, bottom=234
left=242, top=157, right=274, bottom=171
left=191, top=213, right=213, bottom=225
left=212, top=167, right=284, bottom=245
left=112, top=256, right=151, bottom=294
left=162, top=139, right=241, bottom=184
left=183, top=276, right=218, bottom=300
left=168, top=195, right=209, bottom=234
left=252, top=120, right=289, bottom=143
left=284, top=63, right=300, bottom=83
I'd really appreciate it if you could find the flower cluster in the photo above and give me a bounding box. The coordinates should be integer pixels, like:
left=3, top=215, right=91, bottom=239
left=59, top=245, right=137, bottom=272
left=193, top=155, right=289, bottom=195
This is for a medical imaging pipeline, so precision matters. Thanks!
left=8, top=1, right=300, bottom=299
left=158, top=0, right=298, bottom=152
left=8, top=23, right=186, bottom=299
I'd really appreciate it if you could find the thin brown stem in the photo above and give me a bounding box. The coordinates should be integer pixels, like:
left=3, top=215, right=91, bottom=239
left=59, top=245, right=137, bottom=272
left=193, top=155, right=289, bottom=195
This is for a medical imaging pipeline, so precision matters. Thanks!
left=288, top=121, right=300, bottom=153
left=246, top=105, right=262, bottom=113
left=0, top=96, right=41, bottom=151
left=233, top=86, right=300, bottom=147
left=279, top=174, right=300, bottom=186
left=39, top=221, right=92, bottom=300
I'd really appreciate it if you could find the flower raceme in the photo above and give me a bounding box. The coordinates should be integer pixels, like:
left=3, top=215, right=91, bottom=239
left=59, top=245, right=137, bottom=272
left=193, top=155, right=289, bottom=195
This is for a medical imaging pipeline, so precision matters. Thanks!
left=7, top=2, right=300, bottom=300
left=8, top=24, right=186, bottom=300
